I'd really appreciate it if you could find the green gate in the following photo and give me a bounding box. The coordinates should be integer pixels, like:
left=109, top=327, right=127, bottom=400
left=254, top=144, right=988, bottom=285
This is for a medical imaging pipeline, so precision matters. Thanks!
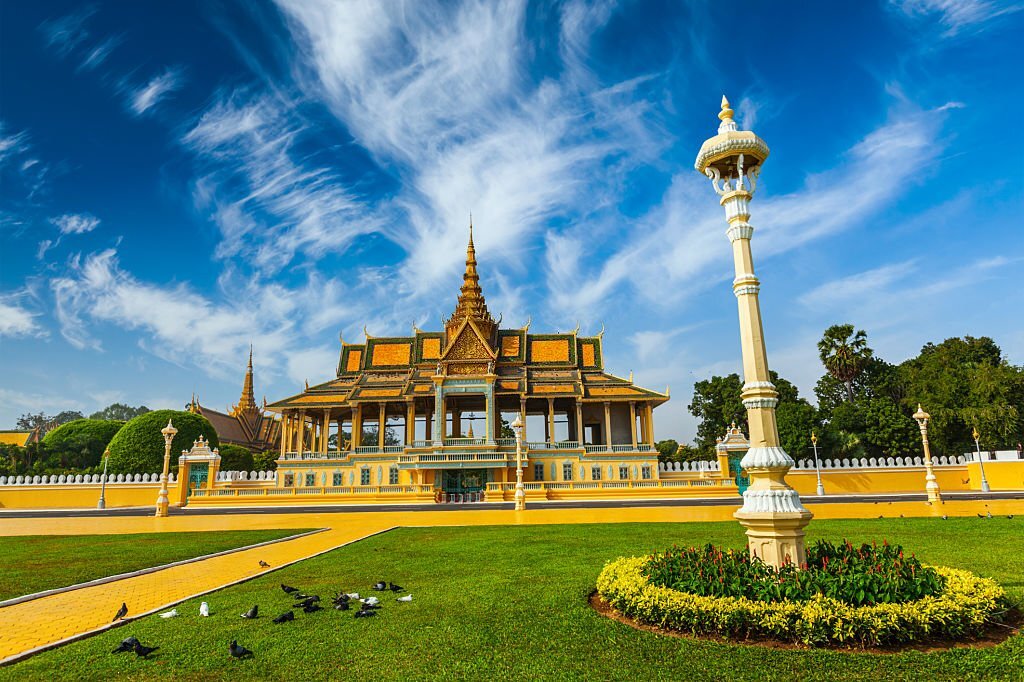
left=728, top=455, right=749, bottom=495
left=187, top=463, right=209, bottom=497
left=442, top=469, right=486, bottom=503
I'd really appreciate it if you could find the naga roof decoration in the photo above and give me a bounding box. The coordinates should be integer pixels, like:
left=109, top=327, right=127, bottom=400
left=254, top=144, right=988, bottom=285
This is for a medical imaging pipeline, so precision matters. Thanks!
left=267, top=225, right=668, bottom=411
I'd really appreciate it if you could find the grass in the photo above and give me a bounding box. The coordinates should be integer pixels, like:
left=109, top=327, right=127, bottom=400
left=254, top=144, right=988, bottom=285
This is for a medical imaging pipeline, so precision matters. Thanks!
left=0, top=530, right=308, bottom=602
left=3, top=518, right=1023, bottom=681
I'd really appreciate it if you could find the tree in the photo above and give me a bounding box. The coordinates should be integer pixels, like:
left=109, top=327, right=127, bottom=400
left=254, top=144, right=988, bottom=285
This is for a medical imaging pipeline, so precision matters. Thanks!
left=42, top=419, right=124, bottom=470
left=775, top=401, right=820, bottom=464
left=655, top=439, right=680, bottom=463
left=252, top=451, right=278, bottom=472
left=218, top=444, right=255, bottom=472
left=15, top=410, right=84, bottom=435
left=106, top=410, right=219, bottom=474
left=89, top=403, right=151, bottom=421
left=817, top=324, right=873, bottom=402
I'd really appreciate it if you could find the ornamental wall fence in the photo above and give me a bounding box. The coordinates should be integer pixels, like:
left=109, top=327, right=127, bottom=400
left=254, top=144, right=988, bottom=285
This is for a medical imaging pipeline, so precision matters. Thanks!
left=658, top=461, right=721, bottom=473
left=0, top=470, right=279, bottom=486
left=791, top=455, right=968, bottom=469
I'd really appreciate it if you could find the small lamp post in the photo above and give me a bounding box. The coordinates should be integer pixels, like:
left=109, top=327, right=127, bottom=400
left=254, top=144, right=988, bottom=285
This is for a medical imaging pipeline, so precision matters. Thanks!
left=97, top=447, right=110, bottom=510
left=511, top=414, right=526, bottom=511
left=155, top=419, right=177, bottom=517
left=912, top=404, right=941, bottom=503
left=972, top=427, right=991, bottom=493
left=811, top=432, right=825, bottom=496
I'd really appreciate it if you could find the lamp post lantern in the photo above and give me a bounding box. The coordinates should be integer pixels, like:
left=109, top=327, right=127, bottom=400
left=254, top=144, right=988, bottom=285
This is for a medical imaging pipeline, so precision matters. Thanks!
left=695, top=96, right=811, bottom=569
left=155, top=419, right=177, bottom=517
left=912, top=404, right=941, bottom=503
left=511, top=414, right=526, bottom=511
left=97, top=447, right=110, bottom=509
left=811, top=432, right=825, bottom=497
left=972, top=427, right=991, bottom=493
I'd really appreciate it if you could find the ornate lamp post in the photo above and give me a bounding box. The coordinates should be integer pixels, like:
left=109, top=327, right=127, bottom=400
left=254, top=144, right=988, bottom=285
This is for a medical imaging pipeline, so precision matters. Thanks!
left=511, top=414, right=526, bottom=511
left=97, top=447, right=110, bottom=509
left=811, top=432, right=825, bottom=496
left=912, top=405, right=941, bottom=503
left=695, top=96, right=811, bottom=569
left=155, top=419, right=177, bottom=517
left=972, top=427, right=991, bottom=493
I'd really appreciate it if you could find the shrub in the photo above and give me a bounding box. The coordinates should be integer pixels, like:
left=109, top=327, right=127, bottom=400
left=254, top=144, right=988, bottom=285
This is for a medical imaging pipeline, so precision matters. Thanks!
left=252, top=451, right=279, bottom=472
left=106, top=410, right=219, bottom=474
left=644, top=540, right=943, bottom=606
left=218, top=444, right=254, bottom=472
left=598, top=555, right=1008, bottom=647
left=41, top=419, right=124, bottom=469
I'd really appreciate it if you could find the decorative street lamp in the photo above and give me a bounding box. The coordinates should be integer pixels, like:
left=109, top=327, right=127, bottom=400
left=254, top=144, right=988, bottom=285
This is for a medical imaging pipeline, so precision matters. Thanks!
left=972, top=426, right=991, bottom=493
left=511, top=414, right=526, bottom=511
left=912, top=404, right=942, bottom=503
left=811, top=432, right=825, bottom=496
left=155, top=419, right=177, bottom=517
left=97, top=447, right=110, bottom=510
left=695, top=96, right=811, bottom=569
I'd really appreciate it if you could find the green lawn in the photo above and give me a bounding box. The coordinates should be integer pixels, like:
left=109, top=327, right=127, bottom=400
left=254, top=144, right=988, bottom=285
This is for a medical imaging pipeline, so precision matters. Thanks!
left=0, top=530, right=308, bottom=602
left=4, top=518, right=1023, bottom=681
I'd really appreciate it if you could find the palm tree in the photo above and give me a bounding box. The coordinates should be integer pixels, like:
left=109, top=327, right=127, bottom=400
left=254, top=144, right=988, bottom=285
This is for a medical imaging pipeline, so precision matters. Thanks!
left=818, top=324, right=873, bottom=402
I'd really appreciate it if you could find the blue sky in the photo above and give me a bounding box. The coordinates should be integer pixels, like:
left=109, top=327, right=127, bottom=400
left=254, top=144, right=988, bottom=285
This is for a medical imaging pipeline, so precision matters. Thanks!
left=1, top=0, right=1021, bottom=441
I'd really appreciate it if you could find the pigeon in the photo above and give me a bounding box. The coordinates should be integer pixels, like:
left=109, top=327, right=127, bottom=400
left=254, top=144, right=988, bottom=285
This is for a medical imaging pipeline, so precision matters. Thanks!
left=200, top=601, right=210, bottom=617
left=942, top=515, right=949, bottom=520
left=372, top=581, right=387, bottom=591
left=133, top=641, right=159, bottom=658
left=302, top=603, right=322, bottom=613
left=396, top=594, right=413, bottom=603
left=878, top=515, right=884, bottom=519
left=113, top=602, right=128, bottom=622
left=272, top=610, right=294, bottom=624
left=159, top=609, right=178, bottom=619
left=361, top=596, right=379, bottom=607
left=293, top=596, right=320, bottom=609
left=258, top=560, right=270, bottom=568
left=334, top=601, right=350, bottom=611
left=986, top=511, right=993, bottom=519
left=332, top=592, right=350, bottom=604
left=229, top=640, right=254, bottom=659
left=281, top=584, right=299, bottom=595
left=389, top=583, right=404, bottom=593
left=346, top=592, right=361, bottom=600
left=978, top=513, right=985, bottom=518
left=1009, top=515, right=1015, bottom=519
left=112, top=636, right=140, bottom=654
left=240, top=605, right=259, bottom=619
left=354, top=607, right=377, bottom=618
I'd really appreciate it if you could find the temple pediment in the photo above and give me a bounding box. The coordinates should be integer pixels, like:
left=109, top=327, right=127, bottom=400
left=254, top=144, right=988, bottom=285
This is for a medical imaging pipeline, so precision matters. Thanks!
left=442, top=318, right=497, bottom=363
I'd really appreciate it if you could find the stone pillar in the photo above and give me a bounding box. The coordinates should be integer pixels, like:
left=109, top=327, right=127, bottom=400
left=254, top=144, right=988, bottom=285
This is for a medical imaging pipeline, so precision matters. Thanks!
left=378, top=402, right=387, bottom=450
left=603, top=402, right=612, bottom=452
left=629, top=401, right=638, bottom=450
left=406, top=400, right=416, bottom=445
left=646, top=404, right=656, bottom=445
left=322, top=409, right=331, bottom=454
left=280, top=413, right=288, bottom=456
left=520, top=399, right=528, bottom=442
left=425, top=404, right=433, bottom=442
left=451, top=400, right=461, bottom=439
left=547, top=398, right=555, bottom=445
left=575, top=401, right=584, bottom=444
left=353, top=405, right=362, bottom=449
left=297, top=411, right=306, bottom=453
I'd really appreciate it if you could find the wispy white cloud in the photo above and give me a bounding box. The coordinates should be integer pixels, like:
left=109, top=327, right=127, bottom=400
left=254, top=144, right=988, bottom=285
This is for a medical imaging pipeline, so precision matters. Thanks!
left=799, top=261, right=918, bottom=310
left=0, top=291, right=45, bottom=339
left=39, top=6, right=96, bottom=57
left=78, top=35, right=121, bottom=72
left=890, top=0, right=1022, bottom=37
left=49, top=213, right=100, bottom=235
left=128, top=68, right=185, bottom=116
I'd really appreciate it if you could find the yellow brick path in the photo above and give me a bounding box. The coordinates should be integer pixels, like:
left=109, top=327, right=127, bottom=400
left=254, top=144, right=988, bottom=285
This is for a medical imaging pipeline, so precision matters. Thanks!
left=1, top=497, right=1022, bottom=663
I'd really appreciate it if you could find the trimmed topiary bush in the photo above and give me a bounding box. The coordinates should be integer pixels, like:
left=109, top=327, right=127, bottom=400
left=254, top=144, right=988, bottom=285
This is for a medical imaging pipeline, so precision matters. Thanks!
left=106, top=410, right=219, bottom=474
left=41, top=418, right=125, bottom=469
left=597, top=551, right=1008, bottom=647
left=218, top=444, right=254, bottom=472
left=252, top=451, right=278, bottom=472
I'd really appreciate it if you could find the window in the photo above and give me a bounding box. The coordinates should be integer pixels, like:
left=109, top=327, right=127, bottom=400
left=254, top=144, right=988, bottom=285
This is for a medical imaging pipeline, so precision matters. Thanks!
left=283, top=474, right=294, bottom=487
left=591, top=465, right=602, bottom=481
left=305, top=473, right=315, bottom=487
left=562, top=463, right=573, bottom=480
left=332, top=472, right=342, bottom=486
left=534, top=463, right=544, bottom=481
left=641, top=465, right=652, bottom=480
left=360, top=468, right=370, bottom=486
left=389, top=467, right=399, bottom=485
left=619, top=465, right=629, bottom=480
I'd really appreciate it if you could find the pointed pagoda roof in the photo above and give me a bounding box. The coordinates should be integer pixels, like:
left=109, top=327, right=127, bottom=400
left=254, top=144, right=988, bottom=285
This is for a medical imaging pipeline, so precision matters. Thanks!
left=229, top=345, right=258, bottom=417
left=445, top=220, right=497, bottom=344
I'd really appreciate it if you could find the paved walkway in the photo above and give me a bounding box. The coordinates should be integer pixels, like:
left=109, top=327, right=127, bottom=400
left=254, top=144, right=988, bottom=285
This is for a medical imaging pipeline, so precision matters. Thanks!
left=2, top=498, right=1023, bottom=664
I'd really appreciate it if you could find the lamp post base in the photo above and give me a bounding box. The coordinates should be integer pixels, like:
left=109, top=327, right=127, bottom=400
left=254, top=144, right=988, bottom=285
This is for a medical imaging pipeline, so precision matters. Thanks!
left=155, top=491, right=169, bottom=518
left=734, top=509, right=813, bottom=569
left=815, top=483, right=825, bottom=497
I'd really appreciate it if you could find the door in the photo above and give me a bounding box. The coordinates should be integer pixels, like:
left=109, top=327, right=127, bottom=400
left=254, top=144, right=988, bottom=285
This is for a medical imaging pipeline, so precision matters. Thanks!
left=728, top=455, right=749, bottom=495
left=187, top=463, right=209, bottom=497
left=441, top=469, right=486, bottom=502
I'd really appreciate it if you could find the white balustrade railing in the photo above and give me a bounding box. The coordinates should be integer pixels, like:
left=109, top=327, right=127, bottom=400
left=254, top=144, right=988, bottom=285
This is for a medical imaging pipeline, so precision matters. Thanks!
left=0, top=472, right=177, bottom=486
left=658, top=460, right=721, bottom=473
left=214, top=470, right=278, bottom=482
left=789, top=455, right=968, bottom=470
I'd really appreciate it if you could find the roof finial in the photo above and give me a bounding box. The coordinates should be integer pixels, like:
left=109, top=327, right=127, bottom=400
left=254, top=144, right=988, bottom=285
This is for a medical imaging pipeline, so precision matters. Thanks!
left=248, top=344, right=253, bottom=369
left=719, top=95, right=734, bottom=122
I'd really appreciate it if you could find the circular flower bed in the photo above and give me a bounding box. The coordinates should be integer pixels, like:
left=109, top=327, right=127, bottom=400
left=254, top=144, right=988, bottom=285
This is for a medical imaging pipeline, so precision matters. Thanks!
left=597, top=542, right=1008, bottom=647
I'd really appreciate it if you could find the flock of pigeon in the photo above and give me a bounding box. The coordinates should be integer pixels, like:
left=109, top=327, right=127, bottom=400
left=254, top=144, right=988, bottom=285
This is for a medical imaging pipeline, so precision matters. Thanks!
left=109, top=566, right=413, bottom=661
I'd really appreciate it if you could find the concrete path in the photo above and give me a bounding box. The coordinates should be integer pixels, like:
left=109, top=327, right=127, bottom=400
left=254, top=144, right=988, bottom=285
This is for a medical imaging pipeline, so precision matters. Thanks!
left=2, top=498, right=1022, bottom=665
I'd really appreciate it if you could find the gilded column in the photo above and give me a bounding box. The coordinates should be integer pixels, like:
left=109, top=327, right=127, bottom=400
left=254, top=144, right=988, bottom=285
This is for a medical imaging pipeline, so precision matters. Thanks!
left=406, top=400, right=416, bottom=445
left=353, top=405, right=362, bottom=449
left=575, top=400, right=584, bottom=444
left=603, top=401, right=613, bottom=452
left=696, top=96, right=810, bottom=568
left=547, top=398, right=555, bottom=445
left=279, top=413, right=288, bottom=456
left=519, top=399, right=528, bottom=442
left=297, top=411, right=307, bottom=453
left=378, top=402, right=386, bottom=451
left=646, top=404, right=655, bottom=446
left=322, top=409, right=330, bottom=454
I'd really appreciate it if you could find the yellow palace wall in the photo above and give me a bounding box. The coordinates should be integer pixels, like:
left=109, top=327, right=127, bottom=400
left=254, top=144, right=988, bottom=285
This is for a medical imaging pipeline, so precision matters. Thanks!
left=0, top=484, right=161, bottom=509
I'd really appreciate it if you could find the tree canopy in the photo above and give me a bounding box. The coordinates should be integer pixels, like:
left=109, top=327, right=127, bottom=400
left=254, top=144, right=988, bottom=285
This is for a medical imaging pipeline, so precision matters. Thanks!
left=106, top=409, right=219, bottom=474
left=89, top=403, right=151, bottom=421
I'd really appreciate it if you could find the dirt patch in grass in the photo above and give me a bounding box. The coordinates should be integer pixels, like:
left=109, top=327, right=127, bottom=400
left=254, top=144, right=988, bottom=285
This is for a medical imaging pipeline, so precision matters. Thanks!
left=589, top=591, right=1021, bottom=654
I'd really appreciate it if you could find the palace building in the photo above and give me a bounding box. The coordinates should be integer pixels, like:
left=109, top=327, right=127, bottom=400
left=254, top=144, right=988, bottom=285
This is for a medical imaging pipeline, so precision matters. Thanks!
left=187, top=348, right=281, bottom=452
left=266, top=226, right=670, bottom=502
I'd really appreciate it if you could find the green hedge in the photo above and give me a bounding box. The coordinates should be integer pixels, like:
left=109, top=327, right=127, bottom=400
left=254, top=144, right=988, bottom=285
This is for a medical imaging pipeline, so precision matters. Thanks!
left=597, top=555, right=1007, bottom=647
left=41, top=419, right=125, bottom=469
left=106, top=410, right=219, bottom=474
left=218, top=444, right=254, bottom=472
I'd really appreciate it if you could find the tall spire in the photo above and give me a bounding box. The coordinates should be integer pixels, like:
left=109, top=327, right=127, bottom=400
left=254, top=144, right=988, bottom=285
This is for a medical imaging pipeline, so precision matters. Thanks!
left=446, top=220, right=497, bottom=343
left=234, top=345, right=257, bottom=415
